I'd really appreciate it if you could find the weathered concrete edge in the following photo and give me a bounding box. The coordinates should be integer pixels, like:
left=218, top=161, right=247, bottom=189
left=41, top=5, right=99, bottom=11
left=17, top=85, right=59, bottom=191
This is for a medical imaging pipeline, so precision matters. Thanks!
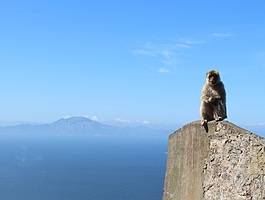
left=169, top=120, right=264, bottom=141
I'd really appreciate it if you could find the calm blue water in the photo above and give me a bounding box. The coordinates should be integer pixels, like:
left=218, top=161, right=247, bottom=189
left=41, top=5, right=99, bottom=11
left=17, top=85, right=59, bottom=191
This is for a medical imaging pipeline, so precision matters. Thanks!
left=0, top=134, right=167, bottom=200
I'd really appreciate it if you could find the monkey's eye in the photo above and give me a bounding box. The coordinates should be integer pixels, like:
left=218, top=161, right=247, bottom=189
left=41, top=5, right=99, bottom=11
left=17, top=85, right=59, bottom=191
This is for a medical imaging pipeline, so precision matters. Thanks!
left=210, top=74, right=216, bottom=79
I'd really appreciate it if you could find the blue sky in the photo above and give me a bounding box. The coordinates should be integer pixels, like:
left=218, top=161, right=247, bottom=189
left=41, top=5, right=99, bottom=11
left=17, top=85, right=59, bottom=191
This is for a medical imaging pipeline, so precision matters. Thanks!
left=0, top=0, right=265, bottom=125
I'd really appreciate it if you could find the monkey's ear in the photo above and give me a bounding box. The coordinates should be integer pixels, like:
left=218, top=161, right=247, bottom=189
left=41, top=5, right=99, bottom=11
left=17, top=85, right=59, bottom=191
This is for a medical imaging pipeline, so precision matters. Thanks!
left=215, top=71, right=220, bottom=76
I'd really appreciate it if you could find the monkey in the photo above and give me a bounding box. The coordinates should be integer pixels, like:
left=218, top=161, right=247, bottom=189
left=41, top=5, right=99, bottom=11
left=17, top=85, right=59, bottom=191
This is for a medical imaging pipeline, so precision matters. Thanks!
left=200, top=70, right=227, bottom=132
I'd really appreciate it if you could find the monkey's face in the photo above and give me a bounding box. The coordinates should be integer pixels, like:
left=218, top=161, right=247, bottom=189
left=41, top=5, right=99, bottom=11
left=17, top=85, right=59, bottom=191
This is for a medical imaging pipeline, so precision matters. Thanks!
left=207, top=71, right=220, bottom=85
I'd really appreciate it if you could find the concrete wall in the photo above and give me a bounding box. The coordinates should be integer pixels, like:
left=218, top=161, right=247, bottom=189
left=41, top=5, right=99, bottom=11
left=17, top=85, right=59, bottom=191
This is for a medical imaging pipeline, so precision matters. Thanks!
left=163, top=121, right=265, bottom=200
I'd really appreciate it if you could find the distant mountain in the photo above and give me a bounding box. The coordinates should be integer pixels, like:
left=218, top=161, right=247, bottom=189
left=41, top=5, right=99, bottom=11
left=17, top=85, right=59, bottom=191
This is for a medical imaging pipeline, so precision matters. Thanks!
left=49, top=116, right=114, bottom=134
left=0, top=116, right=170, bottom=138
left=52, top=116, right=105, bottom=128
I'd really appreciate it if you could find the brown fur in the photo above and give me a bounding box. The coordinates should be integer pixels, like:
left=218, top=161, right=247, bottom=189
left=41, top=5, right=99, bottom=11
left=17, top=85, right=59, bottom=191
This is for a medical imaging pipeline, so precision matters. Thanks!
left=200, top=70, right=227, bottom=132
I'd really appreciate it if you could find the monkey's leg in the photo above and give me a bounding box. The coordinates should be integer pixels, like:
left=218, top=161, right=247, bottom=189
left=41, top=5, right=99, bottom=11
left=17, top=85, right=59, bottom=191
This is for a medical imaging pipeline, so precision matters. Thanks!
left=200, top=102, right=214, bottom=122
left=200, top=101, right=213, bottom=132
left=213, top=101, right=226, bottom=121
left=221, top=101, right=227, bottom=120
left=213, top=106, right=222, bottom=121
left=203, top=122, right=209, bottom=133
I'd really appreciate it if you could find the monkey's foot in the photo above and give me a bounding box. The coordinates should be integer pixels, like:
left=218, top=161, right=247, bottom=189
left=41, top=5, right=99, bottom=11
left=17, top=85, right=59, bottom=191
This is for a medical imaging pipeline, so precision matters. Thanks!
left=215, top=117, right=223, bottom=122
left=201, top=119, right=209, bottom=133
left=201, top=119, right=207, bottom=126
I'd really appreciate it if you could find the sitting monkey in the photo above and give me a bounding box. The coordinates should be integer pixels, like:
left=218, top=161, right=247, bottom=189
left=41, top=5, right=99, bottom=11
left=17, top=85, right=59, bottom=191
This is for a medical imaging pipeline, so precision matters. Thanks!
left=200, top=70, right=227, bottom=132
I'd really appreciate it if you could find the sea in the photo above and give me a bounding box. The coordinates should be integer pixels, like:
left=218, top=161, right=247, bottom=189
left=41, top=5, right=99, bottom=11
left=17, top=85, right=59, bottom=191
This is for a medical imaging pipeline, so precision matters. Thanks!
left=0, top=133, right=167, bottom=200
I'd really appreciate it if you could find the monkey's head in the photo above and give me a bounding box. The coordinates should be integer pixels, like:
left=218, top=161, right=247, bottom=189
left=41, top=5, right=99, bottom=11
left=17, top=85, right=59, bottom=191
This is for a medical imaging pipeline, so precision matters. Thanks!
left=206, top=70, right=221, bottom=86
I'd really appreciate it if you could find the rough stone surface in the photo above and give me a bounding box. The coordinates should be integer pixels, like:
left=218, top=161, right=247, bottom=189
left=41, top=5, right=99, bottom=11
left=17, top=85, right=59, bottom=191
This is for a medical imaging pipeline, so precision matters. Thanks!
left=163, top=121, right=265, bottom=200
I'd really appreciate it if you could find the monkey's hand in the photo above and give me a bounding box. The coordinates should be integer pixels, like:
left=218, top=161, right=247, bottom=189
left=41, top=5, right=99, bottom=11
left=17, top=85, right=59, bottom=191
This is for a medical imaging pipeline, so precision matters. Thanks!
left=209, top=96, right=222, bottom=103
left=203, top=97, right=211, bottom=103
left=202, top=95, right=216, bottom=103
left=205, top=97, right=216, bottom=103
left=208, top=96, right=215, bottom=103
left=213, top=95, right=221, bottom=100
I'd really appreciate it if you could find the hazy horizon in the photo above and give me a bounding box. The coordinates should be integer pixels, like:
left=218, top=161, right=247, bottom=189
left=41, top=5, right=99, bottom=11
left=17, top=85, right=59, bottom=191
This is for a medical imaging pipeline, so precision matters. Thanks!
left=0, top=1, right=265, bottom=126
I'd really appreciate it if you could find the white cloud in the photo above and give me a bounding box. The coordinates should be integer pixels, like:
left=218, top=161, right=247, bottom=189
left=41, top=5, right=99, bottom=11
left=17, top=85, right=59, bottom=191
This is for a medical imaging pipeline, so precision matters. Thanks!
left=90, top=116, right=99, bottom=121
left=133, top=38, right=206, bottom=66
left=175, top=43, right=191, bottom=48
left=212, top=32, right=233, bottom=38
left=114, top=118, right=131, bottom=123
left=108, top=118, right=153, bottom=127
left=158, top=67, right=170, bottom=74
left=133, top=42, right=182, bottom=66
left=133, top=49, right=156, bottom=56
left=143, top=120, right=150, bottom=124
left=133, top=38, right=207, bottom=74
left=160, top=50, right=175, bottom=65
left=62, top=115, right=72, bottom=119
left=180, top=39, right=206, bottom=45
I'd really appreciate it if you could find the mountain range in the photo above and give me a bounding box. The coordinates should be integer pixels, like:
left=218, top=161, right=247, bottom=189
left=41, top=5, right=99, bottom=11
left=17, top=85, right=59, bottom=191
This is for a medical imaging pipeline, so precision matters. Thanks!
left=0, top=116, right=171, bottom=138
left=0, top=117, right=264, bottom=137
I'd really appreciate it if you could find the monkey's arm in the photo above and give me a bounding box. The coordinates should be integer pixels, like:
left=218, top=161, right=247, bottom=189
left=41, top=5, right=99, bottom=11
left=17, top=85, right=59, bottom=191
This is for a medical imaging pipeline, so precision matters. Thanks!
left=201, top=85, right=211, bottom=103
left=210, top=82, right=226, bottom=102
